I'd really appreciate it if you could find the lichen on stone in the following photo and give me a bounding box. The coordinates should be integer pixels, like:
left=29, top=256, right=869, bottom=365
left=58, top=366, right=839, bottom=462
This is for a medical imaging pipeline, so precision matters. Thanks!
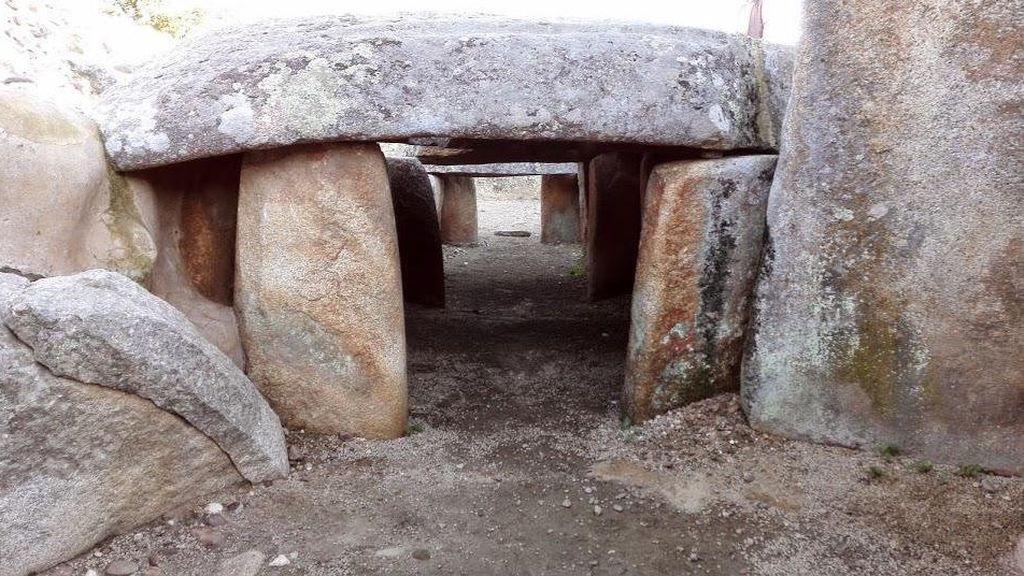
left=101, top=167, right=157, bottom=284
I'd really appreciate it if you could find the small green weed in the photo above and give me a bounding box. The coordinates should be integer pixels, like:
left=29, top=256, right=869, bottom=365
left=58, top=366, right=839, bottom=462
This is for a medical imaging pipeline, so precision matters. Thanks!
left=879, top=444, right=902, bottom=458
left=568, top=258, right=586, bottom=277
left=956, top=464, right=986, bottom=478
left=912, top=460, right=933, bottom=474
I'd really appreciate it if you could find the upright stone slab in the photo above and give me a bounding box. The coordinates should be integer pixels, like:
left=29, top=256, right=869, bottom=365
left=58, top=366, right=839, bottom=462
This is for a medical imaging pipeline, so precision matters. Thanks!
left=541, top=174, right=581, bottom=245
left=741, top=0, right=1024, bottom=473
left=624, top=156, right=775, bottom=423
left=236, top=142, right=408, bottom=438
left=426, top=163, right=578, bottom=177
left=577, top=162, right=590, bottom=245
left=386, top=158, right=445, bottom=307
left=141, top=156, right=245, bottom=366
left=586, top=153, right=643, bottom=300
left=437, top=175, right=478, bottom=246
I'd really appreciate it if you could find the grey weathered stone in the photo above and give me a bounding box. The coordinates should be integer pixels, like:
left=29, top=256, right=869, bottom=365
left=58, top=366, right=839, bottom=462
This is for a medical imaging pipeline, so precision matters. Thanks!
left=425, top=163, right=578, bottom=177
left=216, top=550, right=266, bottom=576
left=98, top=15, right=793, bottom=170
left=2, top=269, right=288, bottom=482
left=0, top=88, right=156, bottom=281
left=0, top=273, right=243, bottom=576
left=741, top=0, right=1024, bottom=473
left=624, top=156, right=775, bottom=423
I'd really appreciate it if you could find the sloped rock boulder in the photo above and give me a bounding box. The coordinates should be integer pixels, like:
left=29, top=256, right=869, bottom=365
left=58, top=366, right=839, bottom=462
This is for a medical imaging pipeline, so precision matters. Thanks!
left=0, top=273, right=243, bottom=576
left=386, top=158, right=445, bottom=307
left=0, top=88, right=156, bottom=281
left=741, top=0, right=1024, bottom=473
left=3, top=269, right=289, bottom=482
left=98, top=15, right=793, bottom=170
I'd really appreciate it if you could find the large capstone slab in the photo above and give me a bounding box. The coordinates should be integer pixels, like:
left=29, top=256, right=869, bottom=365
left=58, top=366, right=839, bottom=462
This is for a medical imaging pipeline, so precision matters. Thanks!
left=741, top=0, right=1024, bottom=473
left=2, top=269, right=289, bottom=483
left=98, top=15, right=793, bottom=170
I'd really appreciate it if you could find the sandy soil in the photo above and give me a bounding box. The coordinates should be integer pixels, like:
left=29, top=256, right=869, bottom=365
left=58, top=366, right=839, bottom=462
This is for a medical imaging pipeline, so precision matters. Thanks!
left=43, top=194, right=1023, bottom=576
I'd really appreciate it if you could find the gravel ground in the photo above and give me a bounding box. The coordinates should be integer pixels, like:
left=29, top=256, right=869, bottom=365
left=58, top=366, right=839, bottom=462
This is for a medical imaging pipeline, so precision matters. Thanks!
left=42, top=194, right=1023, bottom=576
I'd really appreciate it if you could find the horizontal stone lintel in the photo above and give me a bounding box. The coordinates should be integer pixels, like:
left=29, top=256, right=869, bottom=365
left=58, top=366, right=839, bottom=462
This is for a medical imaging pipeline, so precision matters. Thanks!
left=422, top=162, right=578, bottom=177
left=99, top=15, right=793, bottom=171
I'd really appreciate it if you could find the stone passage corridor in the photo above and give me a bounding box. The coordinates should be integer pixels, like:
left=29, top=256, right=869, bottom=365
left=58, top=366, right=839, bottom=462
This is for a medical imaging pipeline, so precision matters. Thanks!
left=35, top=192, right=1022, bottom=576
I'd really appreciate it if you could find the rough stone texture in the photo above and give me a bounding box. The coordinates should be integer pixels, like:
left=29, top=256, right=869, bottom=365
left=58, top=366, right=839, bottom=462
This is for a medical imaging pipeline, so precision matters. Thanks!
left=3, top=269, right=288, bottom=482
left=139, top=156, right=246, bottom=366
left=0, top=88, right=156, bottom=281
left=415, top=143, right=600, bottom=165
left=0, top=272, right=243, bottom=576
left=236, top=142, right=408, bottom=438
left=741, top=0, right=1024, bottom=473
left=577, top=163, right=590, bottom=245
left=437, top=175, right=479, bottom=246
left=586, top=153, right=644, bottom=300
left=540, top=174, right=581, bottom=245
left=427, top=174, right=443, bottom=213
left=1, top=0, right=172, bottom=113
left=426, top=162, right=578, bottom=177
left=624, top=156, right=775, bottom=423
left=216, top=550, right=266, bottom=576
left=386, top=158, right=445, bottom=307
left=98, top=15, right=794, bottom=170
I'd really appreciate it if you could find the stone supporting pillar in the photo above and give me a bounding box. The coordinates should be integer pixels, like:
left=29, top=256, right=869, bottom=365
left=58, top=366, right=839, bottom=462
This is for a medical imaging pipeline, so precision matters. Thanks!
left=386, top=158, right=446, bottom=307
left=624, top=156, right=776, bottom=424
left=577, top=162, right=590, bottom=247
left=236, top=142, right=407, bottom=439
left=428, top=174, right=443, bottom=214
left=437, top=175, right=478, bottom=245
left=142, top=155, right=246, bottom=367
left=540, top=174, right=581, bottom=244
left=585, top=152, right=644, bottom=300
left=741, top=0, right=1024, bottom=473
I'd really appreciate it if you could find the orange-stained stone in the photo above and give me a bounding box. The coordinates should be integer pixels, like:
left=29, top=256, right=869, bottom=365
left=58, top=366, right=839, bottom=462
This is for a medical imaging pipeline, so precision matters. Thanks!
left=540, top=174, right=581, bottom=245
left=624, top=156, right=775, bottom=423
left=236, top=142, right=407, bottom=439
left=437, top=175, right=478, bottom=246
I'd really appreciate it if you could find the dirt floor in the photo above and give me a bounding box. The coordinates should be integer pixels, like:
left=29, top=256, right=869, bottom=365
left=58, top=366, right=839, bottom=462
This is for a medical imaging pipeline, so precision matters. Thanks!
left=44, top=191, right=1024, bottom=576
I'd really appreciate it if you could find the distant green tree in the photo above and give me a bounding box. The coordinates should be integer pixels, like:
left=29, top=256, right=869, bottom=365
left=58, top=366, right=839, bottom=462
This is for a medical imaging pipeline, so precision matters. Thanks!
left=110, top=0, right=203, bottom=38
